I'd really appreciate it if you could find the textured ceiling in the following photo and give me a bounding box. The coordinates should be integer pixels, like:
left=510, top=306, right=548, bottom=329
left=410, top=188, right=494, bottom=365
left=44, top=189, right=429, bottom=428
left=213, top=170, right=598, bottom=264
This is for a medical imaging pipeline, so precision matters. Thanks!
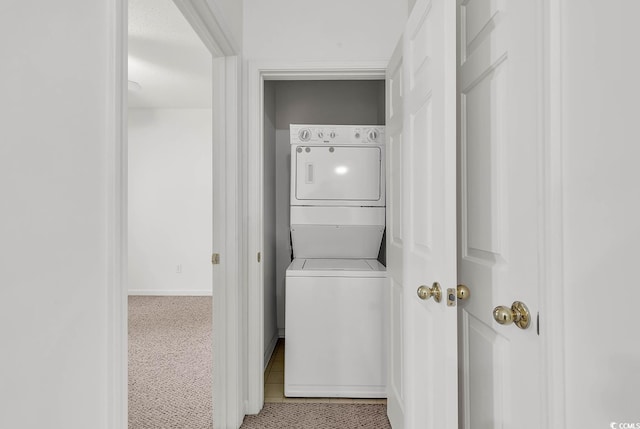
left=128, top=0, right=212, bottom=108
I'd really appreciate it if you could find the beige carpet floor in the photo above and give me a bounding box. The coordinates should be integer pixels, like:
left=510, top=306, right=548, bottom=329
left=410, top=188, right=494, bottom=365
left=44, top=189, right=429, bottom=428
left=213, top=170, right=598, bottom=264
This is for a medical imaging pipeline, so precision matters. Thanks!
left=240, top=403, right=391, bottom=428
left=129, top=296, right=391, bottom=428
left=128, top=296, right=212, bottom=429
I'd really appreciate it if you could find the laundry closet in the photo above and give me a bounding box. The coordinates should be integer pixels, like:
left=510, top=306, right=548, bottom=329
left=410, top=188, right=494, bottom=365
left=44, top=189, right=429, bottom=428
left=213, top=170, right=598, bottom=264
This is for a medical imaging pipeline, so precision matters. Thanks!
left=262, top=80, right=387, bottom=398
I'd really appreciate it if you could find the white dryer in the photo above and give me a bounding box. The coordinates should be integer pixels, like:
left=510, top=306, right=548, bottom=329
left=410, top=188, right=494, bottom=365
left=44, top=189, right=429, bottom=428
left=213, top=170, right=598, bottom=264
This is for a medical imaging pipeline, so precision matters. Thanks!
left=285, top=124, right=387, bottom=398
left=289, top=124, right=385, bottom=208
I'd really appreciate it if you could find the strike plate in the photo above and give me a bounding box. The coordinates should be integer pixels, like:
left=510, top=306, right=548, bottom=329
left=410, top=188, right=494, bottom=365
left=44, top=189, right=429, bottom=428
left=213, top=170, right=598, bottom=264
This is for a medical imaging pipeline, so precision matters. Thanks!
left=447, top=288, right=457, bottom=307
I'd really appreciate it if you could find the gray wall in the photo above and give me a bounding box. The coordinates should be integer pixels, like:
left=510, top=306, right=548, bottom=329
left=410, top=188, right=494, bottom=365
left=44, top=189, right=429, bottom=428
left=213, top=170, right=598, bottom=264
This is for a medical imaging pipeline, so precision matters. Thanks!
left=269, top=80, right=385, bottom=335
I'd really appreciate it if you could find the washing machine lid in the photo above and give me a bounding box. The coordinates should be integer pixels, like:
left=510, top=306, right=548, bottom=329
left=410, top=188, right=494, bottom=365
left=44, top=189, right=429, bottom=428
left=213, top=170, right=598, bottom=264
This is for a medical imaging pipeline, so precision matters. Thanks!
left=290, top=206, right=385, bottom=259
left=303, top=259, right=377, bottom=271
left=291, top=225, right=384, bottom=259
left=286, top=258, right=386, bottom=278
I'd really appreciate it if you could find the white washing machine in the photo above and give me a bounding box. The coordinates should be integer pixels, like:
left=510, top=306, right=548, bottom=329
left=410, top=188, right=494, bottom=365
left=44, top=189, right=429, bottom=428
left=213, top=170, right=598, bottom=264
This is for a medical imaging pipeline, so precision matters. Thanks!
left=285, top=124, right=387, bottom=398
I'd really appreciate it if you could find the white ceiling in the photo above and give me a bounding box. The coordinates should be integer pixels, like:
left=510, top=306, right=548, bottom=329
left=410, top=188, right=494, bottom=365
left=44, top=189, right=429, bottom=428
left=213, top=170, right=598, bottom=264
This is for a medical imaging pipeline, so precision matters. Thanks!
left=128, top=0, right=212, bottom=108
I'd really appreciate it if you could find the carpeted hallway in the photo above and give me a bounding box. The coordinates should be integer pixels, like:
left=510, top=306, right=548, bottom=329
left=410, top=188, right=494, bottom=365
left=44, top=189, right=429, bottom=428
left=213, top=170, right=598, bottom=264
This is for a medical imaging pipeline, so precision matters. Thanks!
left=129, top=296, right=391, bottom=428
left=129, top=296, right=213, bottom=429
left=240, top=403, right=391, bottom=428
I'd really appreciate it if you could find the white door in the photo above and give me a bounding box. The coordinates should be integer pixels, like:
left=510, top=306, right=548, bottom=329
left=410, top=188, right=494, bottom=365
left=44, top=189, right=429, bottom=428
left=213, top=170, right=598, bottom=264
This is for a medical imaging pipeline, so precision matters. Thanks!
left=385, top=38, right=405, bottom=429
left=400, top=0, right=458, bottom=427
left=456, top=0, right=543, bottom=427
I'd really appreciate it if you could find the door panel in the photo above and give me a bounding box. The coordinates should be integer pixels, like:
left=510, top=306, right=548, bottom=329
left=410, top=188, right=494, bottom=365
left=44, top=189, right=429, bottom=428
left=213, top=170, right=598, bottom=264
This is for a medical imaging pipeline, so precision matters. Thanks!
left=403, top=0, right=457, bottom=428
left=386, top=39, right=404, bottom=429
left=457, top=0, right=543, bottom=427
left=408, top=97, right=435, bottom=252
left=461, top=60, right=507, bottom=263
left=460, top=312, right=511, bottom=428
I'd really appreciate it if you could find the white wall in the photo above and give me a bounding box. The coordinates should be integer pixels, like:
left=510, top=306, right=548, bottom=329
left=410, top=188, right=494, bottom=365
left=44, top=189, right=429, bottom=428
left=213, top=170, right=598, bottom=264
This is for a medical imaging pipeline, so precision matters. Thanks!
left=0, top=1, right=113, bottom=428
left=408, top=0, right=417, bottom=16
left=243, top=0, right=407, bottom=62
left=561, top=1, right=640, bottom=426
left=272, top=80, right=385, bottom=334
left=207, top=0, right=242, bottom=50
left=128, top=109, right=212, bottom=295
left=263, top=82, right=278, bottom=363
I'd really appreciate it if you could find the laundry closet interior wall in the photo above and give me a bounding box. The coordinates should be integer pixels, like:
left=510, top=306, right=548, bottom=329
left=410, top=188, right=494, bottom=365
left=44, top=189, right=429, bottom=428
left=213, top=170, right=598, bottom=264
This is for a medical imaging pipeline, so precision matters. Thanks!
left=262, top=80, right=386, bottom=361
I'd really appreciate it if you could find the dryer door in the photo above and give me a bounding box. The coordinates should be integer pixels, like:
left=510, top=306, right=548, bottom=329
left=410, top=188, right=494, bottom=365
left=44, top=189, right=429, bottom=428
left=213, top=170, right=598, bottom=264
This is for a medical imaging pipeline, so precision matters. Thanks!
left=295, top=146, right=382, bottom=202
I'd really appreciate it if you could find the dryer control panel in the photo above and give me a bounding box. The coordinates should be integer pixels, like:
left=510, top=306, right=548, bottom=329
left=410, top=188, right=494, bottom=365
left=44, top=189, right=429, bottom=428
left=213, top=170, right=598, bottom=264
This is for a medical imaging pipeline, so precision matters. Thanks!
left=290, top=124, right=385, bottom=145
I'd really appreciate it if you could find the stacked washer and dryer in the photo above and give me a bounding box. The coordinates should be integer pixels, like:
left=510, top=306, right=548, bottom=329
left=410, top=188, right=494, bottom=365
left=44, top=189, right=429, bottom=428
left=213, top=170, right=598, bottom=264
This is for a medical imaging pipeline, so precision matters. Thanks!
left=284, top=124, right=387, bottom=398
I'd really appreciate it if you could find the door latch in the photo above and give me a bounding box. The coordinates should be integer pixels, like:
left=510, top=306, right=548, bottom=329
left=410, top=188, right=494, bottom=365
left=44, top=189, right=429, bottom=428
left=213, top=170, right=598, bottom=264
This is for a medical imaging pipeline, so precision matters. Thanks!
left=211, top=253, right=220, bottom=265
left=446, top=288, right=457, bottom=307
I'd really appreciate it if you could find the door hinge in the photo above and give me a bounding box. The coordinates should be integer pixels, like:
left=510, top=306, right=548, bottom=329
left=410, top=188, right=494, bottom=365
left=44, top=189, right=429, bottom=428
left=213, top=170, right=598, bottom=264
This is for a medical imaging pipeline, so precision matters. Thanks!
left=257, top=252, right=261, bottom=263
left=537, top=312, right=540, bottom=336
left=211, top=253, right=220, bottom=265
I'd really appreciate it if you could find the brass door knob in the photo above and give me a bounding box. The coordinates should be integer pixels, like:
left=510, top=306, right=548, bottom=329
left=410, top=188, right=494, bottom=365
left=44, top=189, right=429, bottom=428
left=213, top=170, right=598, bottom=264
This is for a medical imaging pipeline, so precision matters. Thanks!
left=493, top=301, right=530, bottom=329
left=456, top=284, right=470, bottom=300
left=417, top=282, right=442, bottom=303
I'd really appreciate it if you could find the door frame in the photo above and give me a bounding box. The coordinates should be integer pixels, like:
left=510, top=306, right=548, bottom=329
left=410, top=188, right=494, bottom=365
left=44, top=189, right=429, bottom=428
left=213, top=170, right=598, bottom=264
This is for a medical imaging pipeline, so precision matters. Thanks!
left=107, top=0, right=242, bottom=428
left=245, top=60, right=387, bottom=413
left=540, top=0, right=567, bottom=426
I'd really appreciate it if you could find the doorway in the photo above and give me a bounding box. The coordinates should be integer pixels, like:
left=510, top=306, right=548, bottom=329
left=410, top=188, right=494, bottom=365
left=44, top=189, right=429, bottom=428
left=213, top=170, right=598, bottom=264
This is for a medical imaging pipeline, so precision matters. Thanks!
left=245, top=1, right=562, bottom=421
left=261, top=80, right=386, bottom=403
left=127, top=0, right=213, bottom=426
left=245, top=63, right=387, bottom=413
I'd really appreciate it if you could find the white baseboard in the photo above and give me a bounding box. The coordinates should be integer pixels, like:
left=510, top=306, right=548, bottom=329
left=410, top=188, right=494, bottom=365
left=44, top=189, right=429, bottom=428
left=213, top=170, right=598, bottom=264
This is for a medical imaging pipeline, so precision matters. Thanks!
left=128, top=289, right=212, bottom=296
left=264, top=332, right=279, bottom=369
left=278, top=328, right=285, bottom=338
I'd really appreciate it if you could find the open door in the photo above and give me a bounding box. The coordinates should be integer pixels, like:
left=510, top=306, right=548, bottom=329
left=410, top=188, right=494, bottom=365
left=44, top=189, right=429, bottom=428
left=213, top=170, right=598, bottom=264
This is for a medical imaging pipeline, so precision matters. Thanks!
left=456, top=0, right=544, bottom=427
left=388, top=0, right=458, bottom=427
left=385, top=37, right=405, bottom=429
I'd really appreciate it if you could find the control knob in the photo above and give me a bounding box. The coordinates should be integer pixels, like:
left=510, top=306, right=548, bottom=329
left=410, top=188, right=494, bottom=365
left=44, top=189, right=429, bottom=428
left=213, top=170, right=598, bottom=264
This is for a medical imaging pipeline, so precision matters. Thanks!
left=298, top=128, right=311, bottom=142
left=367, top=129, right=379, bottom=142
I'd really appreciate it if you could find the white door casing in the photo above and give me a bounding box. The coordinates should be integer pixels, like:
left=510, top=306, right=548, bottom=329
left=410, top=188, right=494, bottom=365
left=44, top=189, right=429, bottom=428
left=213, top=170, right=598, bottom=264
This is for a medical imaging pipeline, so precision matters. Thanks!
left=175, top=4, right=244, bottom=428
left=457, top=0, right=545, bottom=427
left=402, top=0, right=458, bottom=428
left=385, top=38, right=405, bottom=429
left=212, top=56, right=244, bottom=429
left=245, top=62, right=387, bottom=416
left=109, top=1, right=241, bottom=427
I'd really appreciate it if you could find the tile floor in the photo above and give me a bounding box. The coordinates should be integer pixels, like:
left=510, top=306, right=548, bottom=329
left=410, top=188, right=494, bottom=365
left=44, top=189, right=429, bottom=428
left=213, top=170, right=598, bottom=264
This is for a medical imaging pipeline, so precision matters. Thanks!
left=264, top=339, right=387, bottom=405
